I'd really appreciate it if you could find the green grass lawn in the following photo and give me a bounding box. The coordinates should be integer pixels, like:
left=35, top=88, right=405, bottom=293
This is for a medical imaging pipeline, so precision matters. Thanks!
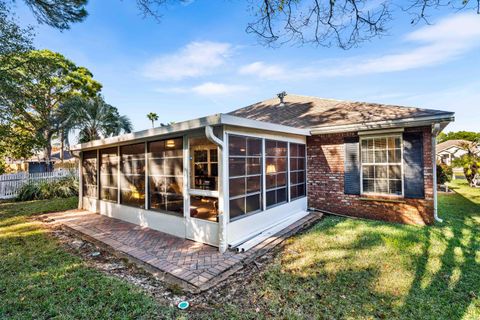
left=1, top=181, right=479, bottom=319
left=203, top=179, right=480, bottom=319
left=0, top=197, right=175, bottom=320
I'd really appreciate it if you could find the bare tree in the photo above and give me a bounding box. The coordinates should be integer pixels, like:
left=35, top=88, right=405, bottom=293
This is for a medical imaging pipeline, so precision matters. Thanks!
left=137, top=0, right=480, bottom=49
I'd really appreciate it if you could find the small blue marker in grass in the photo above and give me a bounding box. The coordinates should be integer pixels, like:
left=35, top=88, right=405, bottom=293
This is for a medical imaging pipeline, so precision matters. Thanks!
left=177, top=301, right=189, bottom=310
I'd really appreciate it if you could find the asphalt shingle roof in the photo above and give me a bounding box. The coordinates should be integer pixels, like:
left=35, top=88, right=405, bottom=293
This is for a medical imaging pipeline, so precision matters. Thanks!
left=436, top=140, right=473, bottom=153
left=228, top=94, right=454, bottom=129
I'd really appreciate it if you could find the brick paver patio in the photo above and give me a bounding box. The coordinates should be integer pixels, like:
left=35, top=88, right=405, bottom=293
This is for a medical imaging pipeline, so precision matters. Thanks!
left=42, top=210, right=322, bottom=292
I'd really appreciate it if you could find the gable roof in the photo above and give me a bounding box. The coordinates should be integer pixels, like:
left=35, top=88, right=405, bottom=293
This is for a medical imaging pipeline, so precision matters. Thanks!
left=437, top=139, right=476, bottom=153
left=228, top=94, right=454, bottom=131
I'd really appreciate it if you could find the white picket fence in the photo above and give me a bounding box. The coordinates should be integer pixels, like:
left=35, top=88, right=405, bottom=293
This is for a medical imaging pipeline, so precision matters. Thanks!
left=0, top=170, right=78, bottom=200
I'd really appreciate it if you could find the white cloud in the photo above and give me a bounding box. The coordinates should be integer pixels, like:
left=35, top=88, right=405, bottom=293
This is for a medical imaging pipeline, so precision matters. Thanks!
left=155, top=87, right=189, bottom=94
left=191, top=82, right=248, bottom=95
left=238, top=61, right=285, bottom=79
left=321, top=13, right=480, bottom=76
left=143, top=41, right=232, bottom=81
left=155, top=82, right=249, bottom=96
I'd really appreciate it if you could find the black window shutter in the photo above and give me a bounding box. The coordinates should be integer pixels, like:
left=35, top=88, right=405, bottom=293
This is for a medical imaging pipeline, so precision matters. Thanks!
left=403, top=132, right=425, bottom=198
left=344, top=136, right=360, bottom=195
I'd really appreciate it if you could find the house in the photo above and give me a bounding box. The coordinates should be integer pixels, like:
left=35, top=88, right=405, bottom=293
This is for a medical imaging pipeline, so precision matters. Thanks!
left=436, top=139, right=478, bottom=166
left=5, top=148, right=76, bottom=174
left=71, top=94, right=454, bottom=253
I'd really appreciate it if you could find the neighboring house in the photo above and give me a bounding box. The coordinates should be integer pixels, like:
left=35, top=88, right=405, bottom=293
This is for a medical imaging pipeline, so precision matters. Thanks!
left=71, top=94, right=454, bottom=253
left=26, top=150, right=76, bottom=173
left=436, top=139, right=479, bottom=166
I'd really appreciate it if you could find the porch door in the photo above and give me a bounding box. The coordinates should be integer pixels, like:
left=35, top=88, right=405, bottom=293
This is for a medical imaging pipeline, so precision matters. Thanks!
left=185, top=137, right=219, bottom=246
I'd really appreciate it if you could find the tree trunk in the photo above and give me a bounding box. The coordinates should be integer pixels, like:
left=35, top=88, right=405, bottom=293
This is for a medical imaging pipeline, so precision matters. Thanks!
left=43, top=130, right=53, bottom=172
left=60, top=129, right=65, bottom=163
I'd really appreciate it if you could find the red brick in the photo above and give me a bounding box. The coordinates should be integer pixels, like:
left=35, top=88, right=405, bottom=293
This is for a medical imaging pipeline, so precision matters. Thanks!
left=306, top=126, right=434, bottom=225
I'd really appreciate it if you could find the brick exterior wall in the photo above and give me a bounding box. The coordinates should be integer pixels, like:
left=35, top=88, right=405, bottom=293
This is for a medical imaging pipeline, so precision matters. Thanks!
left=306, top=126, right=434, bottom=225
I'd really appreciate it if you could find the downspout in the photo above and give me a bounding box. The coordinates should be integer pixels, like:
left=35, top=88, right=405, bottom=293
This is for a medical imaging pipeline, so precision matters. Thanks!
left=432, top=123, right=443, bottom=223
left=205, top=125, right=228, bottom=253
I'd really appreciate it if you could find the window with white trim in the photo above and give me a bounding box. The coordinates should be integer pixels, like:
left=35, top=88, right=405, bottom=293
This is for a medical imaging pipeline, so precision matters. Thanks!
left=148, top=137, right=183, bottom=215
left=82, top=150, right=97, bottom=198
left=99, top=147, right=119, bottom=202
left=361, top=136, right=402, bottom=196
left=265, top=139, right=288, bottom=208
left=228, top=135, right=263, bottom=220
left=289, top=143, right=306, bottom=200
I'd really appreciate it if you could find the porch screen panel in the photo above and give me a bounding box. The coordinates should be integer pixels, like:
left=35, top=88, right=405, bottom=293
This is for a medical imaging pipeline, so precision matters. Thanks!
left=82, top=150, right=97, bottom=198
left=228, top=135, right=263, bottom=220
left=148, top=138, right=183, bottom=215
left=120, top=143, right=145, bottom=208
left=99, top=147, right=118, bottom=202
left=265, top=140, right=288, bottom=208
left=290, top=143, right=306, bottom=200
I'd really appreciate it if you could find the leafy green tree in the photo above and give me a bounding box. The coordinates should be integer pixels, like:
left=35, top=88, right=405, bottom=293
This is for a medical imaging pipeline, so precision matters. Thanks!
left=0, top=0, right=87, bottom=59
left=62, top=95, right=133, bottom=143
left=0, top=49, right=102, bottom=164
left=453, top=142, right=480, bottom=186
left=0, top=2, right=33, bottom=56
left=437, top=131, right=480, bottom=144
left=147, top=112, right=159, bottom=128
left=0, top=119, right=40, bottom=173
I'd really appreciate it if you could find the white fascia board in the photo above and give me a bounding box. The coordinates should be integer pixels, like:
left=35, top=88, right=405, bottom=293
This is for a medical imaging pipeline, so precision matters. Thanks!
left=71, top=113, right=309, bottom=151
left=71, top=114, right=222, bottom=151
left=219, top=114, right=311, bottom=136
left=310, top=114, right=455, bottom=135
left=358, top=127, right=404, bottom=136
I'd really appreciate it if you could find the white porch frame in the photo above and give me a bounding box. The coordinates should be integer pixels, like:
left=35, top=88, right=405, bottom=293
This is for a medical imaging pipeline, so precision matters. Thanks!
left=78, top=123, right=310, bottom=252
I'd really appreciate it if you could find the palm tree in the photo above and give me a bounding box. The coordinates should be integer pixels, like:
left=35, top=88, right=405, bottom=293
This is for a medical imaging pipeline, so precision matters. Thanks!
left=147, top=112, right=159, bottom=128
left=62, top=95, right=133, bottom=144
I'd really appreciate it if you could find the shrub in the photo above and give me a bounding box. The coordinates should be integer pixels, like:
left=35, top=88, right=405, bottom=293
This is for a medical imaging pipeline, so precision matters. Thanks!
left=437, top=164, right=453, bottom=185
left=16, top=176, right=78, bottom=201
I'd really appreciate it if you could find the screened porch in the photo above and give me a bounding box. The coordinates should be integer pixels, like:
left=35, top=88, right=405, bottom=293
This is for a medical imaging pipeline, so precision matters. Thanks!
left=78, top=121, right=309, bottom=252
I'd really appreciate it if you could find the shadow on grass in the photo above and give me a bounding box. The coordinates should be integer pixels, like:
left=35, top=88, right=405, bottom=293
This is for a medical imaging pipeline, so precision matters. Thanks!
left=398, top=186, right=480, bottom=319
left=209, top=185, right=480, bottom=320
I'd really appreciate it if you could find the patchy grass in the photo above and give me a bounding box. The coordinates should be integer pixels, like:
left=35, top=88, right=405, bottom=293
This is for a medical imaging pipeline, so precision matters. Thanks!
left=1, top=182, right=479, bottom=319
left=0, top=197, right=175, bottom=319
left=199, top=179, right=480, bottom=319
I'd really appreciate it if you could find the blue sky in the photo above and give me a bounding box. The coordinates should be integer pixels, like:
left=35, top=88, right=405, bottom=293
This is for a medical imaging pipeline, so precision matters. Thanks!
left=17, top=0, right=480, bottom=134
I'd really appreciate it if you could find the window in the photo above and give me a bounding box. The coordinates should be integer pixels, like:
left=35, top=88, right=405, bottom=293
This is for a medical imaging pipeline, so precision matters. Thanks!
left=361, top=136, right=402, bottom=195
left=120, top=143, right=145, bottom=208
left=290, top=143, right=306, bottom=200
left=148, top=138, right=183, bottom=215
left=99, top=147, right=118, bottom=202
left=265, top=140, right=288, bottom=208
left=82, top=150, right=97, bottom=198
left=190, top=137, right=218, bottom=191
left=228, top=135, right=263, bottom=220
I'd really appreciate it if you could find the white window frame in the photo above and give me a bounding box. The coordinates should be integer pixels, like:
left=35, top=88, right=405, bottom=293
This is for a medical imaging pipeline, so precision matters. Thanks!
left=228, top=134, right=264, bottom=220
left=359, top=134, right=404, bottom=197
left=224, top=130, right=307, bottom=222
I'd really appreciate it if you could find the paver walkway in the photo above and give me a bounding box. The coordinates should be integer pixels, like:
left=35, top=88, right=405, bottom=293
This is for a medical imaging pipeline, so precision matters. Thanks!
left=42, top=210, right=322, bottom=292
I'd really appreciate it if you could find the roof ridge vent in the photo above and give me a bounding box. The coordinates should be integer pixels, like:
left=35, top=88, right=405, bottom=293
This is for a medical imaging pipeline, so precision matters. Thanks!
left=277, top=91, right=287, bottom=106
